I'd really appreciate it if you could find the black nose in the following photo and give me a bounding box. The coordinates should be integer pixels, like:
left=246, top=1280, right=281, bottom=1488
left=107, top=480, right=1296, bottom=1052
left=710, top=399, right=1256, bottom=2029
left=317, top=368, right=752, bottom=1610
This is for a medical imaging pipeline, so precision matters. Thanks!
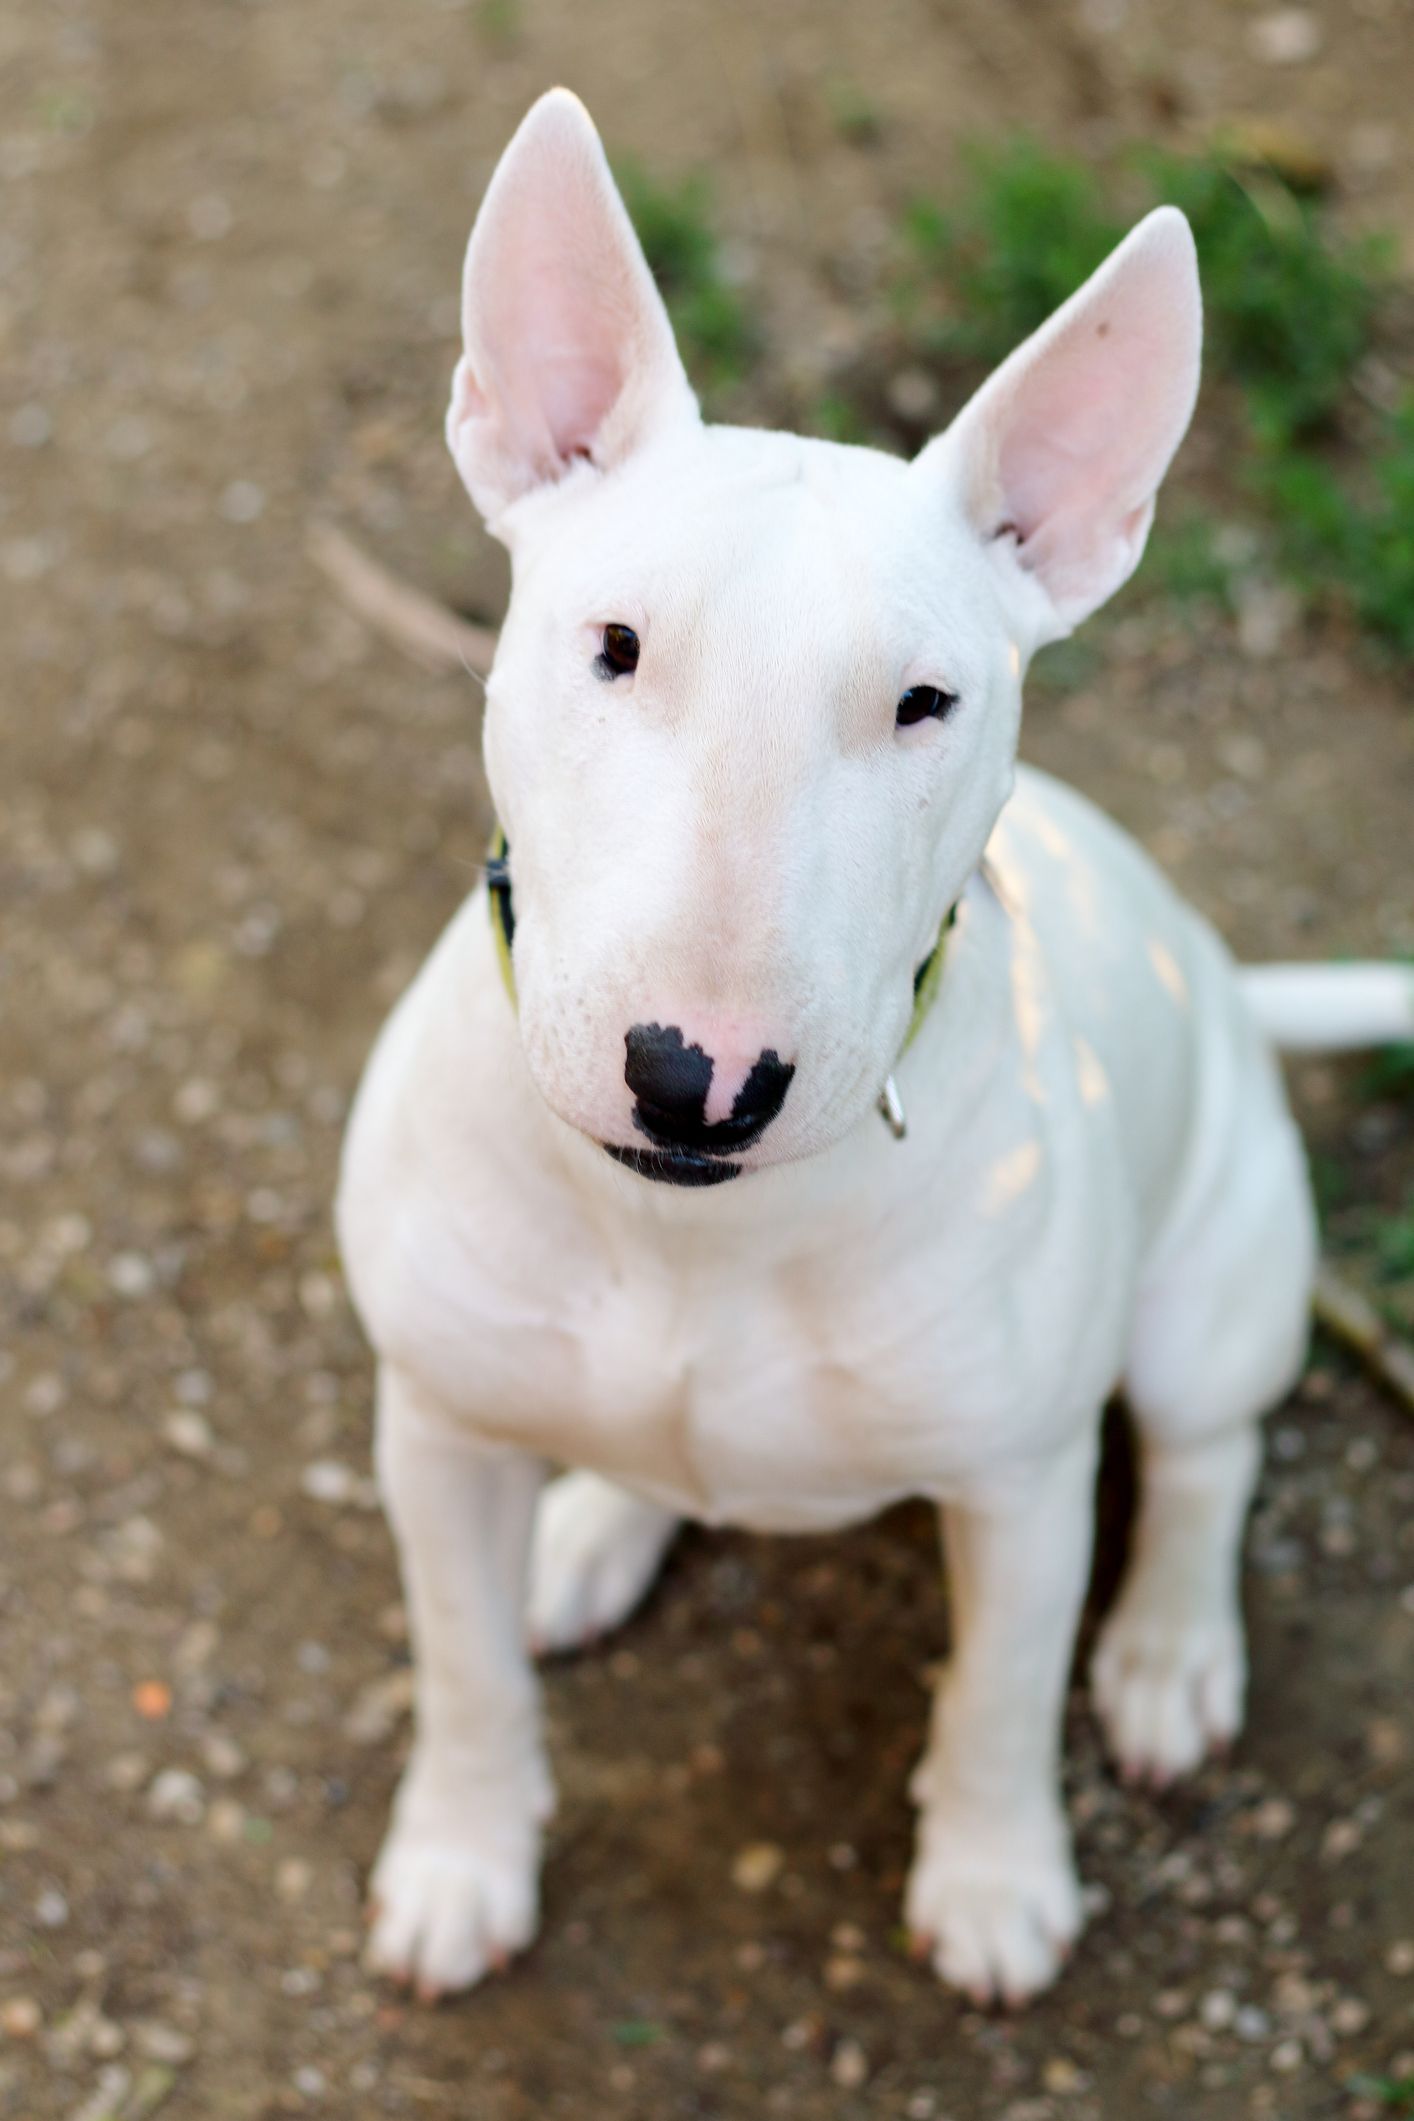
left=624, top=1023, right=794, bottom=1155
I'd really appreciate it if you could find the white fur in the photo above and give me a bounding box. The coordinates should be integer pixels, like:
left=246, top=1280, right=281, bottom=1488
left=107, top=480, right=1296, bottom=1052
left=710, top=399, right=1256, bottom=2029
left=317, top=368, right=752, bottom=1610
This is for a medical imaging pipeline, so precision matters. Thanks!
left=339, top=90, right=1389, bottom=2008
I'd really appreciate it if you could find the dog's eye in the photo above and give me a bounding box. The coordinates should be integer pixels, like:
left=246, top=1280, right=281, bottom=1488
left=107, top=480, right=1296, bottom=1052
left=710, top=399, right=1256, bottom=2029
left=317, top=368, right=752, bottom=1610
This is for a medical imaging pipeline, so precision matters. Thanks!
left=896, top=685, right=957, bottom=728
left=594, top=624, right=640, bottom=680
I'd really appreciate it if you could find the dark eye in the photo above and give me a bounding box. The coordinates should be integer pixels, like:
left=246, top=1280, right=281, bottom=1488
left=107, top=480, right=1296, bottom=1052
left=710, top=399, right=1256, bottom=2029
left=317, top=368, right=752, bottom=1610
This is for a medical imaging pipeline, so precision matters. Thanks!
left=896, top=684, right=957, bottom=728
left=594, top=624, right=640, bottom=680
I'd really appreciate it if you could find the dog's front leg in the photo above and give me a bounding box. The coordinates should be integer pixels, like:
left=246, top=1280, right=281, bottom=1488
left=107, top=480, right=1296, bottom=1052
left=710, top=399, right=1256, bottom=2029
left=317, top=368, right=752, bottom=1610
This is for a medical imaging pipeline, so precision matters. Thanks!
left=365, top=1364, right=550, bottom=1999
left=906, top=1427, right=1098, bottom=2007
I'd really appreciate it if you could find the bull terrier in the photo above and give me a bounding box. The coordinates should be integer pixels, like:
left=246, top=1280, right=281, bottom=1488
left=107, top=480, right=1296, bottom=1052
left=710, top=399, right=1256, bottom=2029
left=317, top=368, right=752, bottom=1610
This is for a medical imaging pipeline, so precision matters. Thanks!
left=338, top=89, right=1413, bottom=2005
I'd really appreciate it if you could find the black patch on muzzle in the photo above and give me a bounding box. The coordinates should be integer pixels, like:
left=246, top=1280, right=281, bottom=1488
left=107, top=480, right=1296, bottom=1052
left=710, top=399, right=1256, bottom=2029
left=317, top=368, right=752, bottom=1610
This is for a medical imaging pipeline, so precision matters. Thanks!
left=624, top=1023, right=794, bottom=1156
left=602, top=1141, right=743, bottom=1187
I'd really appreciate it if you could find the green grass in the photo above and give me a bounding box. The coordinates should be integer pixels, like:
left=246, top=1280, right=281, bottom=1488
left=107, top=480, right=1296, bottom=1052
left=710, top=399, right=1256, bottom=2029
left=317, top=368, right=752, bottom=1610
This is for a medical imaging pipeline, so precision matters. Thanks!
left=1373, top=1196, right=1414, bottom=1281
left=1362, top=1035, right=1414, bottom=1098
left=616, top=162, right=755, bottom=397
left=894, top=139, right=1413, bottom=658
left=1146, top=149, right=1387, bottom=442
left=805, top=391, right=874, bottom=446
left=1263, top=399, right=1414, bottom=655
left=826, top=76, right=884, bottom=148
left=475, top=0, right=521, bottom=42
left=1142, top=512, right=1237, bottom=611
left=898, top=143, right=1121, bottom=363
left=1350, top=2075, right=1414, bottom=2114
left=610, top=2020, right=666, bottom=2048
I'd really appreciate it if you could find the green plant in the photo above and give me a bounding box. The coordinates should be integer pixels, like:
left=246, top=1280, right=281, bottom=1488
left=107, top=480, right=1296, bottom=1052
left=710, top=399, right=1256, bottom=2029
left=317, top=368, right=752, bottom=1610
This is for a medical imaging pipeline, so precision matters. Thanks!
left=806, top=392, right=873, bottom=445
left=1309, top=1152, right=1352, bottom=1221
left=894, top=139, right=1413, bottom=656
left=475, top=0, right=521, bottom=42
left=1349, top=2075, right=1414, bottom=2114
left=1362, top=1033, right=1414, bottom=1099
left=1144, top=151, right=1386, bottom=442
left=826, top=77, right=883, bottom=147
left=616, top=161, right=755, bottom=395
left=1142, top=513, right=1236, bottom=610
left=611, top=2021, right=666, bottom=2047
left=1374, top=1196, right=1414, bottom=1281
left=1264, top=398, right=1414, bottom=655
left=898, top=144, right=1121, bottom=363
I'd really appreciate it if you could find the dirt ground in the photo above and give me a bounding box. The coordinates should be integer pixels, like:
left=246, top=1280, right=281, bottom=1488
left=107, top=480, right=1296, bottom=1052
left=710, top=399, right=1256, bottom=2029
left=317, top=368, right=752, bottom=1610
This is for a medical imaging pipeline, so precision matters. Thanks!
left=3, top=0, right=1414, bottom=2115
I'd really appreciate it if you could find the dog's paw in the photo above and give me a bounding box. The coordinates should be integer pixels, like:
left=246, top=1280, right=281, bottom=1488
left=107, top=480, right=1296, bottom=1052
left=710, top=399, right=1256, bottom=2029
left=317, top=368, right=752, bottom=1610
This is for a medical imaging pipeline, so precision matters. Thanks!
left=904, top=1820, right=1082, bottom=2007
left=527, top=1472, right=678, bottom=1655
left=1091, top=1610, right=1245, bottom=1786
left=365, top=1823, right=540, bottom=1999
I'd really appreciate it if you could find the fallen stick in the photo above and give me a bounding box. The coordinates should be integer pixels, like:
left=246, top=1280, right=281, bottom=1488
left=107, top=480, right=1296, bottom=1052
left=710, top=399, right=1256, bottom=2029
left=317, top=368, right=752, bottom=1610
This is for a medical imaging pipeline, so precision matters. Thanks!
left=307, top=521, right=498, bottom=677
left=1313, top=1261, right=1414, bottom=1415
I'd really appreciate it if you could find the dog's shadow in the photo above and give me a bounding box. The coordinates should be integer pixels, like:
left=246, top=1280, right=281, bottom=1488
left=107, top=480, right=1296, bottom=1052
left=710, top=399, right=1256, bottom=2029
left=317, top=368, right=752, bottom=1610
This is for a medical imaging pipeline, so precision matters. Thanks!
left=542, top=1408, right=1141, bottom=1957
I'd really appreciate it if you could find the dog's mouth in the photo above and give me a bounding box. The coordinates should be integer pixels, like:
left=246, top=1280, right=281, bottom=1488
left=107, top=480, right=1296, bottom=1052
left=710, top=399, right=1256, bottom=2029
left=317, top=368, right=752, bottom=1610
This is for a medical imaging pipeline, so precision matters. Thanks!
left=601, top=1141, right=745, bottom=1187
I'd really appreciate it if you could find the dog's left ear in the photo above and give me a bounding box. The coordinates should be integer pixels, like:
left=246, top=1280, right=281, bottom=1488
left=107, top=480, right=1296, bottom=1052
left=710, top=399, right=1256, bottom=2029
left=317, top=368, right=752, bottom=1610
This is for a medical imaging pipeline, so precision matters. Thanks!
left=917, top=207, right=1201, bottom=640
left=447, top=88, right=699, bottom=528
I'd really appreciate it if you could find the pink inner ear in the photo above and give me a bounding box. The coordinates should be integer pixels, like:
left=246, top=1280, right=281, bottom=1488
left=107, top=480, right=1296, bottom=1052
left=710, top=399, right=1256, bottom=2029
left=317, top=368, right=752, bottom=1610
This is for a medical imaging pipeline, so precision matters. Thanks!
left=958, top=209, right=1200, bottom=626
left=493, top=233, right=631, bottom=470
left=451, top=94, right=696, bottom=518
left=999, top=307, right=1169, bottom=570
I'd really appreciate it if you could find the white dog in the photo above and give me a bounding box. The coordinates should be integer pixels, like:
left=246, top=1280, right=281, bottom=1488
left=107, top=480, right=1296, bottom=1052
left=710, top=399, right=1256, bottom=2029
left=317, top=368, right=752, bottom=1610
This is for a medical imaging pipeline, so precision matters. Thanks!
left=338, top=89, right=1413, bottom=2007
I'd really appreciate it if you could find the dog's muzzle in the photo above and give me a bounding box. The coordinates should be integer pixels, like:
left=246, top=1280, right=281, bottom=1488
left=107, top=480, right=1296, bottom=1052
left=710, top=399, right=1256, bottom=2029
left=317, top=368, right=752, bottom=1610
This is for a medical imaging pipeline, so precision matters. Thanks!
left=600, top=1022, right=796, bottom=1186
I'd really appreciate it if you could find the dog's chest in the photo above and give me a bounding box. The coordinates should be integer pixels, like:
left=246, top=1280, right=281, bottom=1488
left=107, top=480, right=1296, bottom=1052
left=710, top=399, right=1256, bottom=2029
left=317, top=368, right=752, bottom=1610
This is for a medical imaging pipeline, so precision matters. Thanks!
left=437, top=1167, right=1119, bottom=1530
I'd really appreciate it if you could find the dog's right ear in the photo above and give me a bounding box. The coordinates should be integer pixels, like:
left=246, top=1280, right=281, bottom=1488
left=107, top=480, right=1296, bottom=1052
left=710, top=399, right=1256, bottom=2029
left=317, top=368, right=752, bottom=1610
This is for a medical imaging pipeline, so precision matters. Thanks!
left=447, top=89, right=699, bottom=529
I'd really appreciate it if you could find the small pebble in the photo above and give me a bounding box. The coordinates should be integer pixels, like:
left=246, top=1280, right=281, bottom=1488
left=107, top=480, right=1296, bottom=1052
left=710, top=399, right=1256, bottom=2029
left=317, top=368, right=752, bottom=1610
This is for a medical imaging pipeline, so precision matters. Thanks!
left=300, top=1460, right=376, bottom=1509
left=1248, top=7, right=1322, bottom=64
left=830, top=2038, right=869, bottom=2089
left=147, top=1768, right=205, bottom=1825
left=276, top=1857, right=313, bottom=1902
left=135, top=2021, right=195, bottom=2065
left=105, top=1752, right=150, bottom=1795
left=200, top=1733, right=245, bottom=1780
left=219, top=479, right=266, bottom=524
left=208, top=1798, right=246, bottom=1843
left=1321, top=1818, right=1362, bottom=1862
left=732, top=1843, right=784, bottom=1893
left=1250, top=1797, right=1296, bottom=1841
left=89, top=2016, right=126, bottom=2059
left=823, top=1953, right=866, bottom=1992
left=0, top=1996, right=41, bottom=2038
left=1043, top=2057, right=1086, bottom=2094
left=164, top=1410, right=214, bottom=1458
left=107, top=1252, right=156, bottom=1299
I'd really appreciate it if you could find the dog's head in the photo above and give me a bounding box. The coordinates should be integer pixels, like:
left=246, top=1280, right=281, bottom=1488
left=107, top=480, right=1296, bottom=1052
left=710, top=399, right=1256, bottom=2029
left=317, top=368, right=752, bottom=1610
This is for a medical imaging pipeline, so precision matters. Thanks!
left=448, top=90, right=1200, bottom=1185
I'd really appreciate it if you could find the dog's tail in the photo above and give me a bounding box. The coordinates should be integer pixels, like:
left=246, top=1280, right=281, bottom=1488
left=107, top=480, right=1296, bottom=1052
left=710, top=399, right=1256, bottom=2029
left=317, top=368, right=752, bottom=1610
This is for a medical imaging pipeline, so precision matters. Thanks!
left=1240, top=963, right=1414, bottom=1054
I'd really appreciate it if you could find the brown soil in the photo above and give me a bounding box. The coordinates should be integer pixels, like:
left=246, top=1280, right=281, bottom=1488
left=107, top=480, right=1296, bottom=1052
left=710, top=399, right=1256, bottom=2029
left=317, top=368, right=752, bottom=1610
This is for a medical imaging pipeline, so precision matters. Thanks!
left=2, top=1, right=1413, bottom=2116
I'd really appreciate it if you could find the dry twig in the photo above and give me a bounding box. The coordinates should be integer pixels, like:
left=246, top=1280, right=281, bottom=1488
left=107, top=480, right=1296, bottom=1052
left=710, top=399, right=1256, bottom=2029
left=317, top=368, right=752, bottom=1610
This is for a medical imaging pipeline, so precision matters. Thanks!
left=307, top=521, right=498, bottom=677
left=1313, top=1261, right=1414, bottom=1415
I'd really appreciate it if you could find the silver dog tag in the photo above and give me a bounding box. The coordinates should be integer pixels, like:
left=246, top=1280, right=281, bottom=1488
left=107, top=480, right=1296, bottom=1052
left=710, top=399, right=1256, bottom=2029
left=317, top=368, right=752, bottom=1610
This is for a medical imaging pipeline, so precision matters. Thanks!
left=877, top=1076, right=907, bottom=1140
